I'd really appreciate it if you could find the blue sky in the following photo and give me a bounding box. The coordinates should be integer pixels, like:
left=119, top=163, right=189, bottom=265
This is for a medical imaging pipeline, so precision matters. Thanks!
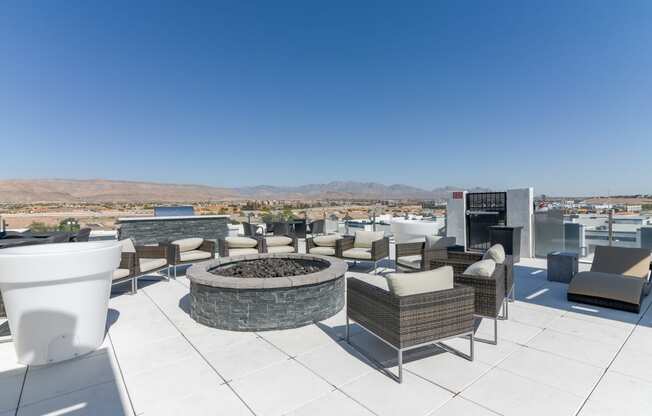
left=1, top=1, right=651, bottom=196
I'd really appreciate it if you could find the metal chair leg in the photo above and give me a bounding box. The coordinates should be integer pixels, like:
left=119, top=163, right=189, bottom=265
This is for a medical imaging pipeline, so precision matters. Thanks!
left=470, top=333, right=474, bottom=361
left=474, top=317, right=498, bottom=345
left=398, top=349, right=403, bottom=384
left=131, top=277, right=137, bottom=295
left=173, top=265, right=177, bottom=279
left=346, top=314, right=350, bottom=342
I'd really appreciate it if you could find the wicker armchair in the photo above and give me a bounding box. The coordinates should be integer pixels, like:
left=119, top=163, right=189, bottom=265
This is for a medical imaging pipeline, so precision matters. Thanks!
left=218, top=236, right=264, bottom=257
left=336, top=233, right=390, bottom=273
left=346, top=275, right=475, bottom=383
left=163, top=239, right=215, bottom=278
left=262, top=234, right=298, bottom=254
left=394, top=242, right=451, bottom=271
left=306, top=234, right=342, bottom=257
left=428, top=253, right=507, bottom=344
left=112, top=250, right=138, bottom=294
left=429, top=250, right=514, bottom=301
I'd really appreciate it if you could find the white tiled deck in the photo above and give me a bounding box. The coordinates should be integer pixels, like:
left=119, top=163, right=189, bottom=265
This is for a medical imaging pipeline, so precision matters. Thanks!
left=2, top=256, right=652, bottom=415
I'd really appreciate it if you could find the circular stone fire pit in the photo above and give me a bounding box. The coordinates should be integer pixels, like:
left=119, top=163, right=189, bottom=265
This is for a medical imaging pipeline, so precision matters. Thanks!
left=187, top=253, right=347, bottom=331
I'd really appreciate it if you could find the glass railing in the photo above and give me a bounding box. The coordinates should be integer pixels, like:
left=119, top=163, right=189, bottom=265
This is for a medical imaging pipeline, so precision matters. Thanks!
left=534, top=208, right=652, bottom=260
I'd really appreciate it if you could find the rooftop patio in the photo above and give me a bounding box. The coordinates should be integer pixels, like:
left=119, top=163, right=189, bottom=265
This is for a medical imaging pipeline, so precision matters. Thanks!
left=1, top=248, right=651, bottom=416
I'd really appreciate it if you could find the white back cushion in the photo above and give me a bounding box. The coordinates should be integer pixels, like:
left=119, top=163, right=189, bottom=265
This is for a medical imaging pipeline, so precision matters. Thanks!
left=226, top=236, right=258, bottom=248
left=464, top=260, right=496, bottom=277
left=313, top=234, right=341, bottom=247
left=172, top=237, right=204, bottom=252
left=354, top=231, right=384, bottom=249
left=482, top=244, right=506, bottom=264
left=386, top=266, right=454, bottom=296
left=120, top=238, right=136, bottom=253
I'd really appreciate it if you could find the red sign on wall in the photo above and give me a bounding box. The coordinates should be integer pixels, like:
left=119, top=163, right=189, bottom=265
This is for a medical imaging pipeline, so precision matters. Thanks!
left=453, top=192, right=464, bottom=199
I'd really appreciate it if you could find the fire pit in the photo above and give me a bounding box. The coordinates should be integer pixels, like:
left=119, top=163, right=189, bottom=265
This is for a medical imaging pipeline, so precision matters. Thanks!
left=187, top=253, right=347, bottom=331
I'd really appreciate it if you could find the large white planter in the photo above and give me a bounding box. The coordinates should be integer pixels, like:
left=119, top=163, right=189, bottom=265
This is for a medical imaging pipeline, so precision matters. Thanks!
left=0, top=241, right=121, bottom=365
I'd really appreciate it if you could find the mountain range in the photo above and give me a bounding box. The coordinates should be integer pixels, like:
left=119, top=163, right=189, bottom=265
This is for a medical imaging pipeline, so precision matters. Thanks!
left=0, top=179, right=489, bottom=203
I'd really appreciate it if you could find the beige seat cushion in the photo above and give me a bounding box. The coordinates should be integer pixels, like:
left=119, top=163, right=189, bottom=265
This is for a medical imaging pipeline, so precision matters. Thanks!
left=464, top=259, right=496, bottom=277
left=425, top=235, right=457, bottom=250
left=396, top=255, right=422, bottom=270
left=265, top=236, right=293, bottom=247
left=139, top=258, right=167, bottom=273
left=267, top=245, right=295, bottom=254
left=113, top=269, right=131, bottom=280
left=348, top=272, right=389, bottom=292
left=591, top=246, right=651, bottom=279
left=386, top=266, right=454, bottom=296
left=568, top=271, right=646, bottom=305
left=120, top=238, right=136, bottom=253
left=172, top=237, right=204, bottom=252
left=342, top=247, right=372, bottom=260
left=313, top=234, right=341, bottom=247
left=483, top=244, right=506, bottom=264
left=180, top=250, right=212, bottom=262
left=309, top=246, right=336, bottom=256
left=228, top=248, right=259, bottom=256
left=226, top=236, right=258, bottom=248
left=353, top=231, right=384, bottom=249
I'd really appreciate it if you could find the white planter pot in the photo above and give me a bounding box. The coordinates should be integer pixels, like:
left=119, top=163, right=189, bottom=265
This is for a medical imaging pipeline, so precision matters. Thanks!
left=0, top=241, right=121, bottom=365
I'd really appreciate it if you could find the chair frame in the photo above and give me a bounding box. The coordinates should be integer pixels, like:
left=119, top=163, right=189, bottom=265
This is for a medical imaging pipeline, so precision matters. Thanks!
left=427, top=253, right=507, bottom=345
left=112, top=245, right=171, bottom=294
left=394, top=242, right=450, bottom=271
left=346, top=276, right=475, bottom=383
left=162, top=240, right=215, bottom=278
left=217, top=236, right=265, bottom=257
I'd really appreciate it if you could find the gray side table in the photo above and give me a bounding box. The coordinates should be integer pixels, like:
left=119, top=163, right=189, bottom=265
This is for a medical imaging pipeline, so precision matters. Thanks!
left=547, top=251, right=579, bottom=283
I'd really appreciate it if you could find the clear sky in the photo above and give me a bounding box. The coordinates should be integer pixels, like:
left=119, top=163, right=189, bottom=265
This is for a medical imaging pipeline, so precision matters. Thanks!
left=1, top=1, right=651, bottom=196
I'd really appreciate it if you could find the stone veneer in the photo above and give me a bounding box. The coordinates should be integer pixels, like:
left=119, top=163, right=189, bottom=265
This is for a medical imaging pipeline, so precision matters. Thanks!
left=117, top=215, right=229, bottom=246
left=187, top=253, right=347, bottom=331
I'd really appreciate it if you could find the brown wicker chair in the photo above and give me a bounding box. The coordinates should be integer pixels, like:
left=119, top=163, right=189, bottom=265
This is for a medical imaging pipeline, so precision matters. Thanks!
left=394, top=242, right=452, bottom=271
left=346, top=274, right=475, bottom=383
left=306, top=234, right=342, bottom=257
left=163, top=239, right=215, bottom=278
left=113, top=240, right=170, bottom=294
left=262, top=234, right=298, bottom=254
left=336, top=233, right=390, bottom=273
left=218, top=236, right=265, bottom=257
left=427, top=253, right=507, bottom=344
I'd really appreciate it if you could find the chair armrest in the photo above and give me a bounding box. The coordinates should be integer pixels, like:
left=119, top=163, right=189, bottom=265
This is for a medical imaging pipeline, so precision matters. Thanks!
left=199, top=240, right=216, bottom=257
left=336, top=236, right=355, bottom=257
left=371, top=237, right=390, bottom=261
left=119, top=252, right=137, bottom=275
left=159, top=242, right=180, bottom=264
left=257, top=236, right=267, bottom=253
left=306, top=238, right=316, bottom=251
left=457, top=266, right=506, bottom=318
left=395, top=242, right=424, bottom=258
left=217, top=237, right=229, bottom=257
left=421, top=248, right=450, bottom=270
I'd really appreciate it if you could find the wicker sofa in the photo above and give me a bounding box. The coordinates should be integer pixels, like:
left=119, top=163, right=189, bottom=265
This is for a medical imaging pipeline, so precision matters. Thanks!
left=336, top=231, right=390, bottom=273
left=346, top=269, right=475, bottom=383
left=162, top=238, right=215, bottom=278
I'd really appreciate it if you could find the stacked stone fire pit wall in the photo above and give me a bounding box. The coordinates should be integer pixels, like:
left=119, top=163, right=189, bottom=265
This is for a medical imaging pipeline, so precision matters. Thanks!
left=187, top=253, right=347, bottom=331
